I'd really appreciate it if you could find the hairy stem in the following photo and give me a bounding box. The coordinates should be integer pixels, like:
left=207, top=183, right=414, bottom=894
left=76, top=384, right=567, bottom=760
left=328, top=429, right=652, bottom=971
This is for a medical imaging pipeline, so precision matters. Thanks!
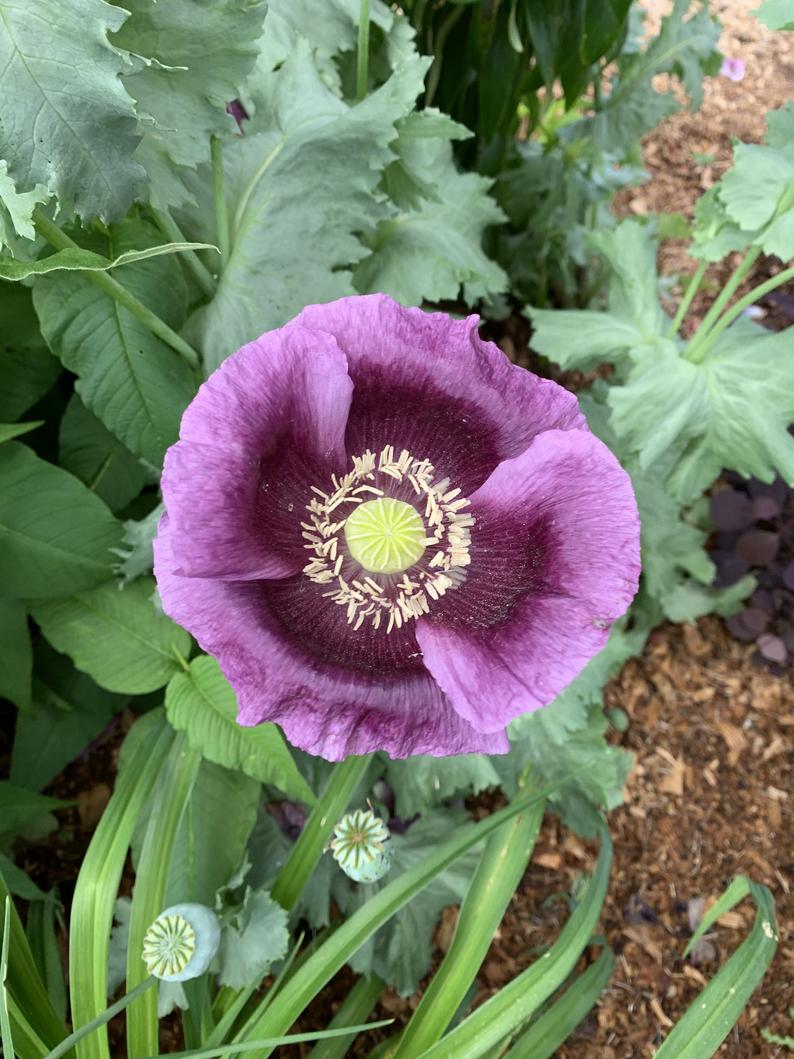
left=33, top=210, right=200, bottom=371
left=151, top=208, right=216, bottom=297
left=270, top=755, right=373, bottom=912
left=356, top=0, right=372, bottom=102
left=667, top=259, right=708, bottom=339
left=211, top=136, right=231, bottom=266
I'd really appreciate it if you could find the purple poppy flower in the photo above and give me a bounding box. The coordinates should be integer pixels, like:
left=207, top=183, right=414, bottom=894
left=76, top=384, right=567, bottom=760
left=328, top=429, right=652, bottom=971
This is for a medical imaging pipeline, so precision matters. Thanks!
left=720, top=57, right=745, bottom=83
left=154, top=295, right=640, bottom=760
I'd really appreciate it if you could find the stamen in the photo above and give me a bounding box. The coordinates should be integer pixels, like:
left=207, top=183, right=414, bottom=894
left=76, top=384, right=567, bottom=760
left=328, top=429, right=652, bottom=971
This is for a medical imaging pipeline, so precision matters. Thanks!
left=301, top=446, right=473, bottom=633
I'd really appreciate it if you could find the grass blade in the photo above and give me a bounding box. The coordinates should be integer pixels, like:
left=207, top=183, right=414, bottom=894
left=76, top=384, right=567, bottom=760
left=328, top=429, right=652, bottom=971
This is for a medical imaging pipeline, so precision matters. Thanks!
left=307, top=975, right=385, bottom=1059
left=654, top=878, right=777, bottom=1058
left=502, top=947, right=614, bottom=1058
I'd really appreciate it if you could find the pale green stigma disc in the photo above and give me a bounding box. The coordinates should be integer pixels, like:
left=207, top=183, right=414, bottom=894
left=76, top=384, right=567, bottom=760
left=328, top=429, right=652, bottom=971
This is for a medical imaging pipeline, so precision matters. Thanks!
left=344, top=497, right=426, bottom=575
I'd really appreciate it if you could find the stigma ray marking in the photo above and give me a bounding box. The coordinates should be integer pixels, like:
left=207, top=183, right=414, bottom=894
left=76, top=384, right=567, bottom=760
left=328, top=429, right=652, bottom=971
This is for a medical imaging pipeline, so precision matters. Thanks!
left=302, top=445, right=473, bottom=633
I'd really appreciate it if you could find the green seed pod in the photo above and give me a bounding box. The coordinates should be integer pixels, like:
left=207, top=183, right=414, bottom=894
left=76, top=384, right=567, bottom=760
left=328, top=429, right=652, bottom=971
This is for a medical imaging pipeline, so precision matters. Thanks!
left=142, top=903, right=220, bottom=982
left=330, top=807, right=393, bottom=883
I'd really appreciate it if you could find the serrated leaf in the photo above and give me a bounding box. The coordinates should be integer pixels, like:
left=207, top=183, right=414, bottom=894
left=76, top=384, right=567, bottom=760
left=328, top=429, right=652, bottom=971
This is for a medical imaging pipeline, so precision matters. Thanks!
left=217, top=888, right=289, bottom=990
left=0, top=161, right=48, bottom=249
left=59, top=395, right=148, bottom=513
left=165, top=656, right=316, bottom=805
left=0, top=599, right=31, bottom=711
left=164, top=760, right=260, bottom=907
left=0, top=286, right=60, bottom=422
left=342, top=811, right=480, bottom=996
left=31, top=577, right=190, bottom=695
left=114, top=502, right=163, bottom=582
left=186, top=42, right=429, bottom=371
left=386, top=755, right=500, bottom=818
left=11, top=643, right=124, bottom=792
left=355, top=113, right=506, bottom=304
left=0, top=240, right=217, bottom=281
left=0, top=0, right=145, bottom=221
left=0, top=441, right=121, bottom=598
left=112, top=0, right=267, bottom=210
left=610, top=320, right=794, bottom=501
left=33, top=219, right=195, bottom=466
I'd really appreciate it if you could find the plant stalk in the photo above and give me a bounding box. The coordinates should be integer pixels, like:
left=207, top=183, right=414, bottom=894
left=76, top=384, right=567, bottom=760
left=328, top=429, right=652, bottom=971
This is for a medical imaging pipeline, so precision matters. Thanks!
left=211, top=136, right=230, bottom=265
left=684, top=246, right=761, bottom=360
left=307, top=975, right=384, bottom=1059
left=688, top=263, right=794, bottom=363
left=270, top=755, right=373, bottom=912
left=150, top=208, right=216, bottom=297
left=32, top=210, right=200, bottom=370
left=356, top=0, right=372, bottom=102
left=44, top=978, right=156, bottom=1059
left=667, top=260, right=707, bottom=339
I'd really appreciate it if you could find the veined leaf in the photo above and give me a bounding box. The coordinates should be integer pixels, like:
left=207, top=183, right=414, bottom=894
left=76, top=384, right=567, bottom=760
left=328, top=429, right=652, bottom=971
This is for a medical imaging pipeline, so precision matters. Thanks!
left=0, top=240, right=217, bottom=281
left=0, top=783, right=69, bottom=848
left=0, top=442, right=121, bottom=599
left=0, top=286, right=60, bottom=422
left=386, top=755, right=500, bottom=818
left=0, top=161, right=48, bottom=249
left=0, top=0, right=145, bottom=221
left=187, top=42, right=429, bottom=371
left=165, top=656, right=316, bottom=805
left=33, top=219, right=196, bottom=467
left=31, top=577, right=190, bottom=695
left=11, top=643, right=124, bottom=792
left=755, top=0, right=794, bottom=30
left=217, top=889, right=289, bottom=990
left=113, top=0, right=267, bottom=210
left=59, top=396, right=148, bottom=514
left=0, top=599, right=32, bottom=711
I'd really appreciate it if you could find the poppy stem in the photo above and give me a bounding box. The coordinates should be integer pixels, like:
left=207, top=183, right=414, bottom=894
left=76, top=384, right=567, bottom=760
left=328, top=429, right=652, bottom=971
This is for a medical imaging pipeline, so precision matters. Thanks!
left=356, top=0, right=371, bottom=102
left=271, top=754, right=374, bottom=912
left=150, top=207, right=217, bottom=297
left=683, top=246, right=761, bottom=361
left=211, top=135, right=231, bottom=267
left=667, top=260, right=707, bottom=339
left=32, top=209, right=201, bottom=371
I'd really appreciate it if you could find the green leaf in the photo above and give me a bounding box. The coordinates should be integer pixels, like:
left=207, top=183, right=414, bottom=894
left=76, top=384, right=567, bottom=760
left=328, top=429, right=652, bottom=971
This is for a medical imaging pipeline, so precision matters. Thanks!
left=343, top=811, right=481, bottom=996
left=164, top=760, right=260, bottom=908
left=0, top=442, right=121, bottom=599
left=0, top=854, right=45, bottom=902
left=113, top=0, right=267, bottom=210
left=188, top=42, right=429, bottom=371
left=0, top=422, right=43, bottom=443
left=503, top=947, right=614, bottom=1058
left=656, top=878, right=777, bottom=1057
left=31, top=576, right=190, bottom=695
left=385, top=755, right=500, bottom=818
left=0, top=599, right=31, bottom=710
left=610, top=320, right=794, bottom=500
left=11, top=644, right=124, bottom=792
left=33, top=219, right=195, bottom=466
left=217, top=889, right=290, bottom=990
left=0, top=240, right=218, bottom=281
left=0, top=0, right=145, bottom=222
left=0, top=286, right=60, bottom=422
left=59, top=396, right=148, bottom=514
left=0, top=161, right=48, bottom=249
left=354, top=112, right=506, bottom=304
left=113, top=503, right=163, bottom=582
left=0, top=783, right=69, bottom=849
left=165, top=656, right=316, bottom=805
left=755, top=0, right=794, bottom=31
left=25, top=894, right=67, bottom=1022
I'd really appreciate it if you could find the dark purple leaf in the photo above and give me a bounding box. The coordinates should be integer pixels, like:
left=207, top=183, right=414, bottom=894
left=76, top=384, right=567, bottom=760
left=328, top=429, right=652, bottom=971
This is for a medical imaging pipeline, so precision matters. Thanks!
left=712, top=550, right=750, bottom=587
left=783, top=560, right=794, bottom=591
left=750, top=588, right=774, bottom=613
left=757, top=633, right=787, bottom=664
left=748, top=477, right=788, bottom=507
left=742, top=607, right=770, bottom=635
left=736, top=529, right=780, bottom=567
left=752, top=495, right=781, bottom=521
left=726, top=612, right=760, bottom=642
left=710, top=489, right=754, bottom=531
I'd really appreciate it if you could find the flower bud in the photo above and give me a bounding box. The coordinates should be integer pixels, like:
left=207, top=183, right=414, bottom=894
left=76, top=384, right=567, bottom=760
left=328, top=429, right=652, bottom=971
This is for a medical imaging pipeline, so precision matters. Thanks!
left=142, top=903, right=221, bottom=982
left=330, top=807, right=393, bottom=883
